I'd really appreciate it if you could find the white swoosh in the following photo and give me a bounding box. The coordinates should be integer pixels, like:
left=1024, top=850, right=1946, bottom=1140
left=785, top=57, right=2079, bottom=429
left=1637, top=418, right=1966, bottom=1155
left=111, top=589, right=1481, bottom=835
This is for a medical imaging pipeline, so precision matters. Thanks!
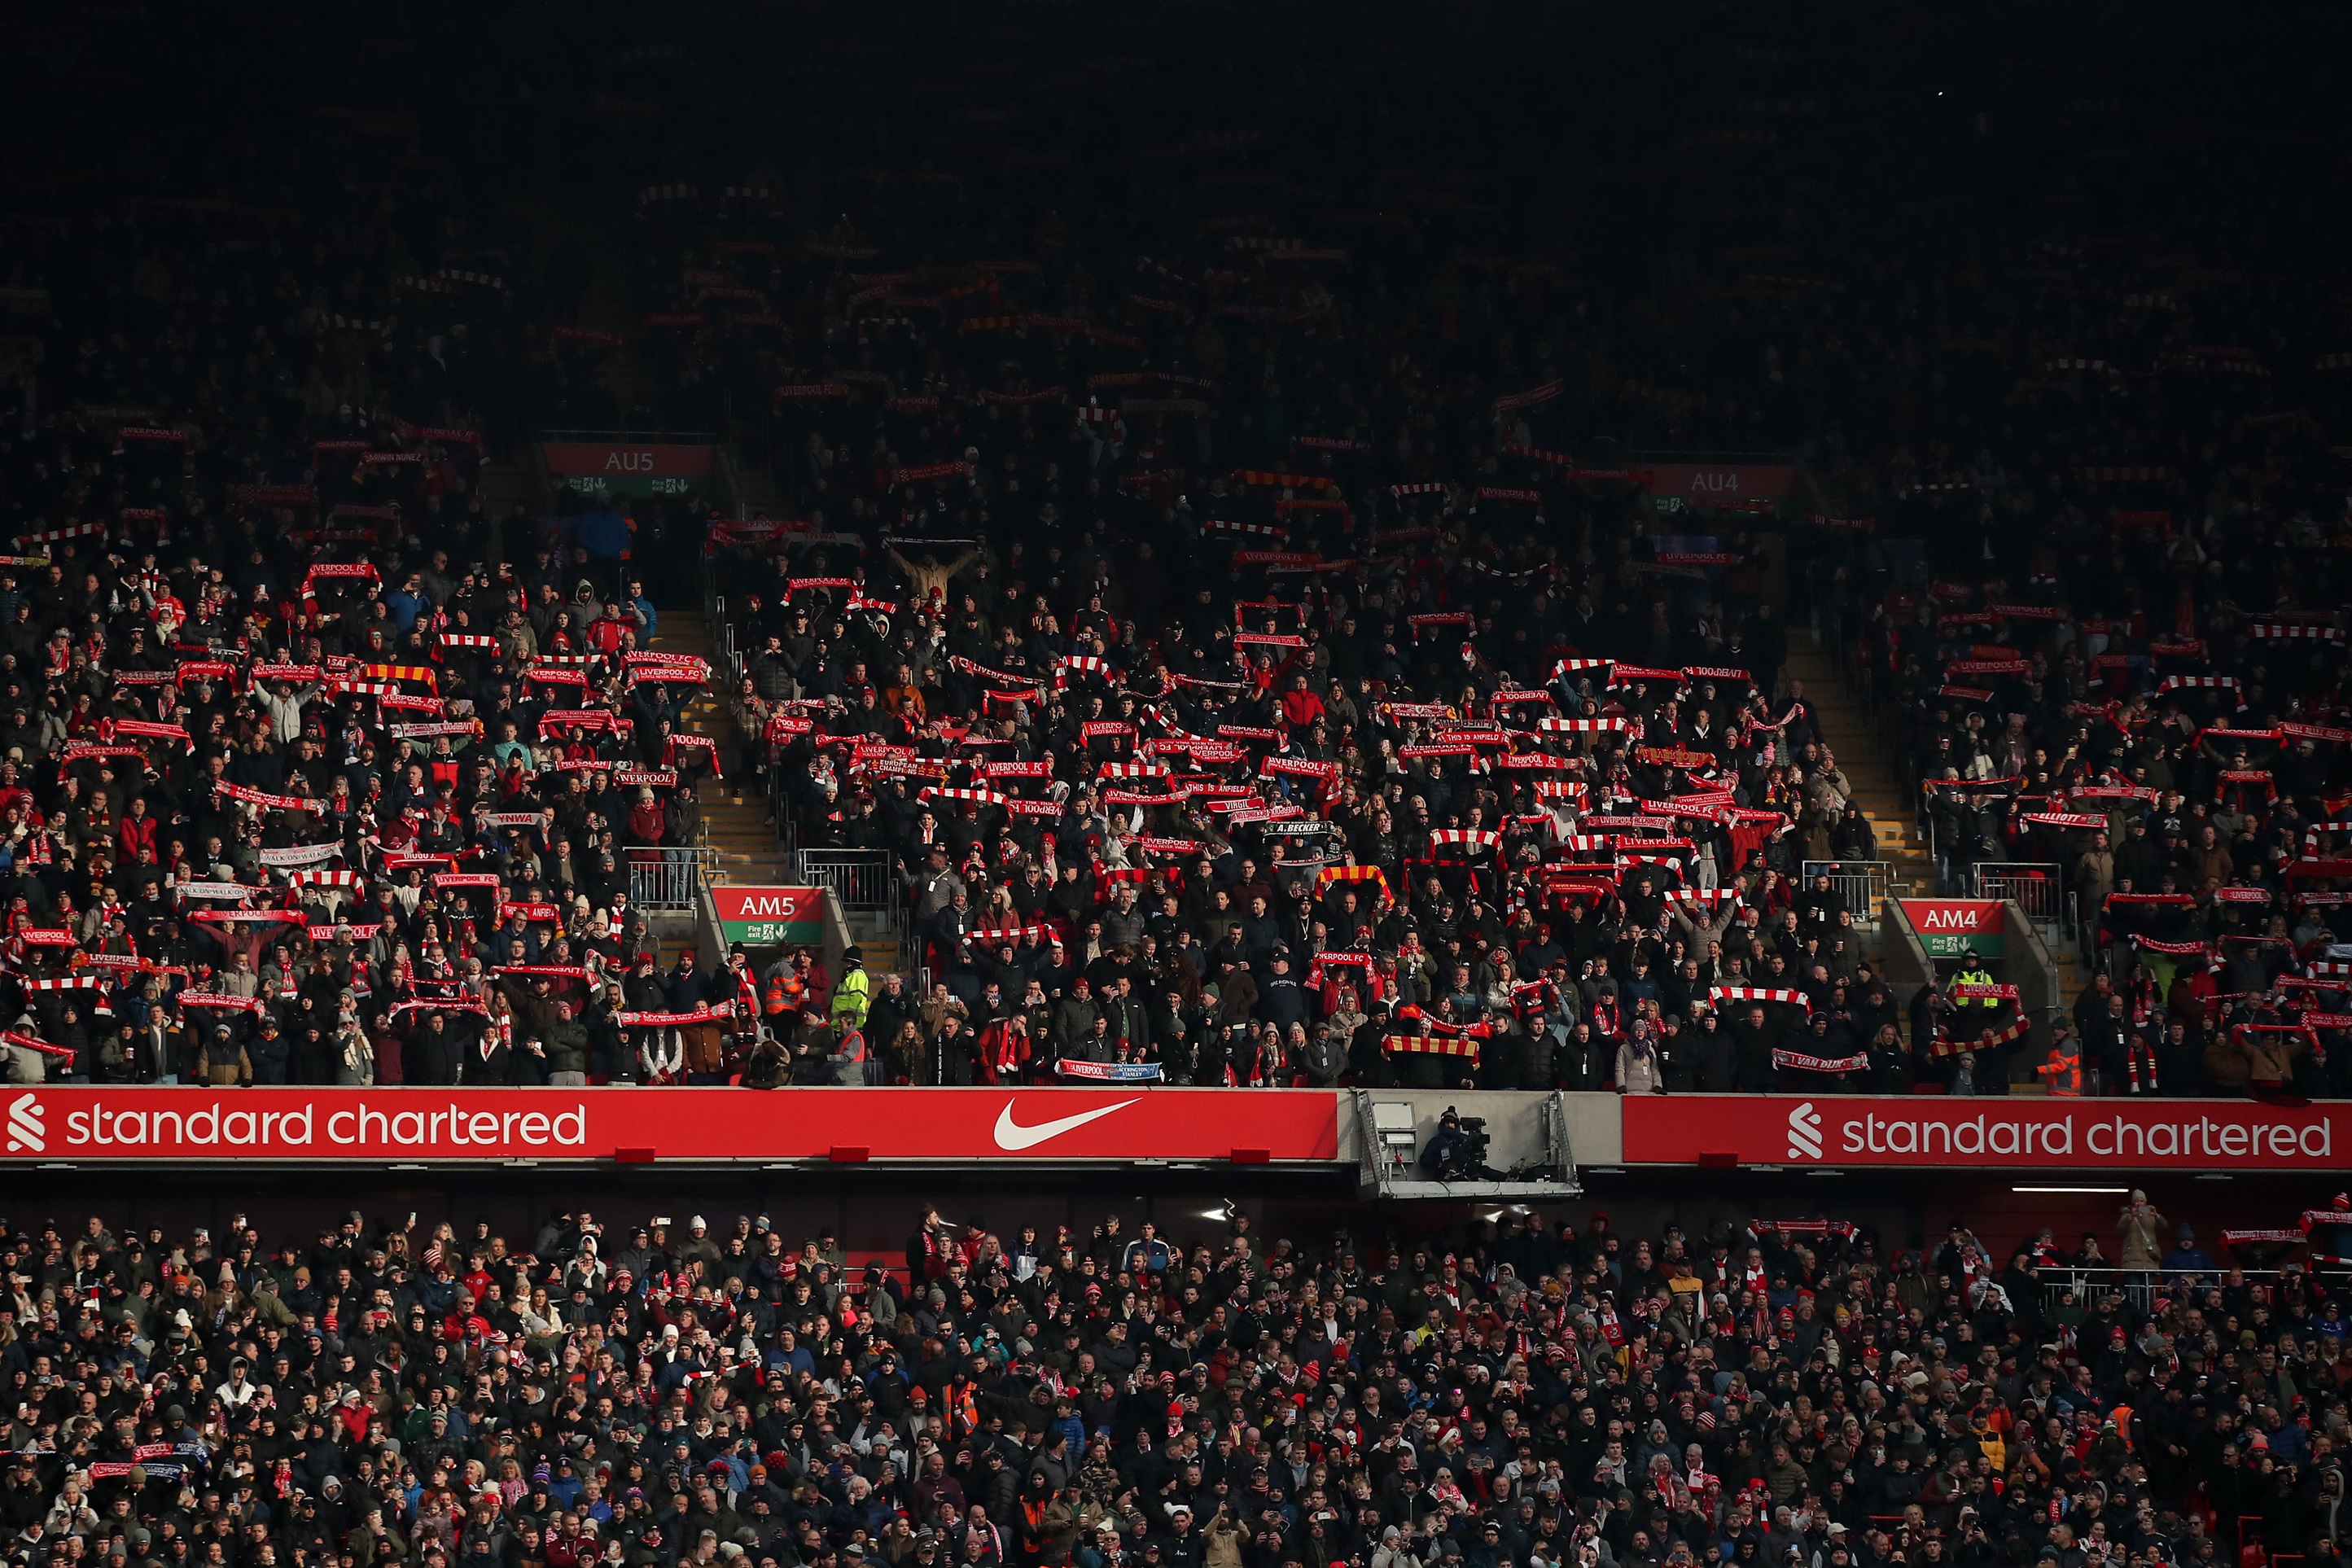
left=992, top=1097, right=1141, bottom=1151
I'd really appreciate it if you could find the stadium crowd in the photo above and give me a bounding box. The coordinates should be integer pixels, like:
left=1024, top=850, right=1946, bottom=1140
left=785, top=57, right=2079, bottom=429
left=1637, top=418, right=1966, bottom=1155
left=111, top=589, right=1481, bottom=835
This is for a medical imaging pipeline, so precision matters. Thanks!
left=2, top=1201, right=2347, bottom=1568
left=672, top=3, right=2351, bottom=1098
left=0, top=0, right=2347, bottom=1102
left=0, top=0, right=772, bottom=1089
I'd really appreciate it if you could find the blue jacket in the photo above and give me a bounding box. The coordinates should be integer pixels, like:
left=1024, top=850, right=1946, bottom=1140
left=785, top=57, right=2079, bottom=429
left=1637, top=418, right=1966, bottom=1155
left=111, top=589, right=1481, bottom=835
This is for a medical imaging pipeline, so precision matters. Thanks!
left=577, top=509, right=632, bottom=559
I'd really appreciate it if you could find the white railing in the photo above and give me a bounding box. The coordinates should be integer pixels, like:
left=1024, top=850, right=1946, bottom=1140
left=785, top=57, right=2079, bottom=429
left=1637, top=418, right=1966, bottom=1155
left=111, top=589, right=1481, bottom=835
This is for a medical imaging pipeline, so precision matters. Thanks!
left=1976, top=861, right=2067, bottom=934
left=2037, top=1263, right=2296, bottom=1315
left=626, top=844, right=716, bottom=909
left=1802, top=859, right=1894, bottom=926
left=798, top=848, right=897, bottom=927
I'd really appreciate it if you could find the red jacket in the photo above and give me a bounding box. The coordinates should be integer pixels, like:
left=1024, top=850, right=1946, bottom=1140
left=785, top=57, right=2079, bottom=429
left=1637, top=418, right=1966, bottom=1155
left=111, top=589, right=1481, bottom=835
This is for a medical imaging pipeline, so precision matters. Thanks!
left=117, top=814, right=160, bottom=863
left=978, top=1018, right=1029, bottom=1083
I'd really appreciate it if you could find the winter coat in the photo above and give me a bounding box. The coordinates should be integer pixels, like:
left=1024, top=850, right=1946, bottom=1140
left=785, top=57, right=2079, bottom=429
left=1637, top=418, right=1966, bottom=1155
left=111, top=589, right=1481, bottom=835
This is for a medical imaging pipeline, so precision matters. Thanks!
left=1616, top=1042, right=1664, bottom=1094
left=2242, top=1027, right=2297, bottom=1087
left=336, top=1023, right=374, bottom=1085
left=2118, top=1202, right=2168, bottom=1270
left=196, top=1039, right=252, bottom=1086
left=543, top=1014, right=589, bottom=1075
left=1297, top=1031, right=1347, bottom=1087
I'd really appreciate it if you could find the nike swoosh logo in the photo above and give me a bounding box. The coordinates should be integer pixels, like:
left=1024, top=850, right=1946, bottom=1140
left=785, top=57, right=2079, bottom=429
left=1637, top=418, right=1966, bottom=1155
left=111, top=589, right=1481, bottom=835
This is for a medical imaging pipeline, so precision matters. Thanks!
left=992, top=1097, right=1141, bottom=1151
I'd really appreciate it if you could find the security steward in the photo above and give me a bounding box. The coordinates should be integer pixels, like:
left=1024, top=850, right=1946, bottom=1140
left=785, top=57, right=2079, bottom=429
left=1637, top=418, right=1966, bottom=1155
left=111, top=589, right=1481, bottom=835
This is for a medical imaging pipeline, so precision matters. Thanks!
left=1949, top=948, right=2001, bottom=1020
left=830, top=949, right=870, bottom=1032
left=762, top=952, right=807, bottom=1037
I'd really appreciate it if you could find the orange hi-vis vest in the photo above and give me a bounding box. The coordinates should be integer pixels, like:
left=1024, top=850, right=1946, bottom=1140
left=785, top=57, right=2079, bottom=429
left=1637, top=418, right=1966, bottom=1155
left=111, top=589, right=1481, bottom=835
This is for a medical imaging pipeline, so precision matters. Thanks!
left=2037, top=1041, right=2083, bottom=1096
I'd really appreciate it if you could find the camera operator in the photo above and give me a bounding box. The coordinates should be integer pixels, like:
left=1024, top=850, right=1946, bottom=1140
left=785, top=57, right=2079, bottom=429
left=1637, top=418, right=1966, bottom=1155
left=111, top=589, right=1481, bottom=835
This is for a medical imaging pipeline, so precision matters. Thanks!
left=1418, top=1106, right=1502, bottom=1180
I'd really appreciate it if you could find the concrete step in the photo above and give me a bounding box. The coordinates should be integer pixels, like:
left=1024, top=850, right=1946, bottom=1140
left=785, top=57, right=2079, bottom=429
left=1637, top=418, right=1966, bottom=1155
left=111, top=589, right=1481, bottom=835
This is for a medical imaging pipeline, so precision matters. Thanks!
left=1780, top=635, right=1945, bottom=948
left=645, top=550, right=762, bottom=872
left=712, top=854, right=794, bottom=875
left=478, top=462, right=537, bottom=511
left=734, top=466, right=783, bottom=512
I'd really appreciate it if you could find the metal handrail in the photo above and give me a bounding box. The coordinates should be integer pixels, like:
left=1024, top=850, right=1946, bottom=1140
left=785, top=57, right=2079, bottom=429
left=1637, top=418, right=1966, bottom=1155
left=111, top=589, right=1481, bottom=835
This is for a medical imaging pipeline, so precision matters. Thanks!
left=713, top=598, right=739, bottom=689
left=716, top=447, right=747, bottom=522
left=798, top=849, right=896, bottom=925
left=773, top=772, right=802, bottom=861
left=1975, top=861, right=2068, bottom=935
left=895, top=865, right=918, bottom=966
left=624, top=843, right=716, bottom=909
left=1802, top=859, right=1894, bottom=926
left=2039, top=1264, right=2297, bottom=1315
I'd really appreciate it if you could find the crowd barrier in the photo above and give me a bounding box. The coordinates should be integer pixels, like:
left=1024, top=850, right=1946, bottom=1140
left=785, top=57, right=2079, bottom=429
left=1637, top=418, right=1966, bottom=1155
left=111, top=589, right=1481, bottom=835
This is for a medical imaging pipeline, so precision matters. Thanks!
left=1975, top=861, right=2069, bottom=937
left=627, top=844, right=716, bottom=909
left=1802, top=858, right=1894, bottom=928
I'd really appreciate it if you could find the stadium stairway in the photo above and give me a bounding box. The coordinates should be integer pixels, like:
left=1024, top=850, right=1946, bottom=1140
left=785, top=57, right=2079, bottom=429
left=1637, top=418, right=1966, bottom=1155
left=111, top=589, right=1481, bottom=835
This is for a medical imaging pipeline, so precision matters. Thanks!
left=1785, top=640, right=2093, bottom=1015
left=850, top=927, right=904, bottom=981
left=663, top=604, right=905, bottom=984
left=731, top=459, right=785, bottom=519
left=478, top=462, right=535, bottom=519
left=2051, top=946, right=2092, bottom=1017
left=1780, top=642, right=1938, bottom=914
left=476, top=461, right=537, bottom=567
left=652, top=607, right=788, bottom=888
